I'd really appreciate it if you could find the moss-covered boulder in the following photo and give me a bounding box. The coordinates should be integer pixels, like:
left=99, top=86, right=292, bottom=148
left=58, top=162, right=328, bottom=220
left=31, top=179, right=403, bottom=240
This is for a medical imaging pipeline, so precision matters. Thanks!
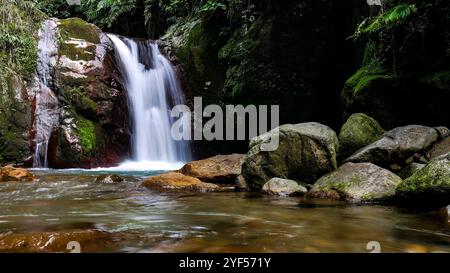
left=47, top=18, right=130, bottom=168
left=308, top=162, right=403, bottom=203
left=338, top=113, right=385, bottom=159
left=396, top=153, right=450, bottom=209
left=344, top=125, right=448, bottom=169
left=242, top=122, right=339, bottom=190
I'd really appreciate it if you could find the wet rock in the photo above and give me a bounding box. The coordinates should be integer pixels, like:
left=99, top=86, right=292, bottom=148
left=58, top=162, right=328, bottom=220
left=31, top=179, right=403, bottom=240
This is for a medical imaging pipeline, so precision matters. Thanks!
left=344, top=125, right=447, bottom=169
left=429, top=137, right=450, bottom=159
left=437, top=205, right=449, bottom=223
left=0, top=230, right=112, bottom=253
left=95, top=174, right=124, bottom=184
left=396, top=153, right=450, bottom=209
left=262, top=178, right=307, bottom=197
left=234, top=175, right=248, bottom=191
left=398, top=163, right=426, bottom=179
left=308, top=162, right=402, bottom=202
left=243, top=122, right=339, bottom=191
left=338, top=113, right=385, bottom=159
left=48, top=18, right=130, bottom=168
left=0, top=166, right=34, bottom=182
left=142, top=172, right=232, bottom=192
left=180, top=154, right=245, bottom=184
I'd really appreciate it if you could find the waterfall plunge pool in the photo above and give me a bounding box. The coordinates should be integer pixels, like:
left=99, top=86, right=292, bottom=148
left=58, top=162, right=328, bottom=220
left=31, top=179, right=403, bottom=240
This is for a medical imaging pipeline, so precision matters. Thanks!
left=0, top=169, right=448, bottom=253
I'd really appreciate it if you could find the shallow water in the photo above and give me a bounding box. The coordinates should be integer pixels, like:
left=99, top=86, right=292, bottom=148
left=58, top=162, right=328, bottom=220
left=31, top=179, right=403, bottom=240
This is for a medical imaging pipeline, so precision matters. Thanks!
left=0, top=170, right=448, bottom=253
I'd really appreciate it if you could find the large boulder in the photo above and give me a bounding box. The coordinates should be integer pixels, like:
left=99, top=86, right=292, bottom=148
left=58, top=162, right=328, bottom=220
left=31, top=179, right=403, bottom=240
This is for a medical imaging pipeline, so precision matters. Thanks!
left=396, top=153, right=450, bottom=209
left=142, top=172, right=231, bottom=192
left=261, top=178, right=308, bottom=197
left=0, top=166, right=34, bottom=182
left=47, top=18, right=130, bottom=168
left=242, top=122, right=339, bottom=190
left=180, top=154, right=245, bottom=184
left=308, top=162, right=402, bottom=203
left=344, top=125, right=448, bottom=169
left=338, top=113, right=385, bottom=159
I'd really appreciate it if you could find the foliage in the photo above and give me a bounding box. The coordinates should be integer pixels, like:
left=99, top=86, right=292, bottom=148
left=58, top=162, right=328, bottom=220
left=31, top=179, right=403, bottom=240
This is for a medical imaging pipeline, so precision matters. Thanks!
left=0, top=0, right=45, bottom=78
left=353, top=3, right=417, bottom=38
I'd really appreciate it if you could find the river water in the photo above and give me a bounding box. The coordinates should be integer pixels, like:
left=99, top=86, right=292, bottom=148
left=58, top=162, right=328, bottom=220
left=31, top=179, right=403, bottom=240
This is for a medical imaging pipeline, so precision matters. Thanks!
left=0, top=170, right=448, bottom=253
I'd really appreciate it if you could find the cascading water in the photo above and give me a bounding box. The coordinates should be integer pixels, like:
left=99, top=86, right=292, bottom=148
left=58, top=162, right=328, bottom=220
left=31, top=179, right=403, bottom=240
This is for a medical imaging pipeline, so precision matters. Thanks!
left=31, top=20, right=60, bottom=168
left=108, top=34, right=190, bottom=169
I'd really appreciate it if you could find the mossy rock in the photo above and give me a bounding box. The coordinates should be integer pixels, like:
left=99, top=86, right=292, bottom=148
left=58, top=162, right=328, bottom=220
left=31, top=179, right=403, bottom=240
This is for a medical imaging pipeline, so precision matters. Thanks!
left=308, top=162, right=403, bottom=203
left=242, top=122, right=339, bottom=190
left=396, top=152, right=450, bottom=209
left=0, top=72, right=31, bottom=165
left=338, top=113, right=385, bottom=159
left=58, top=18, right=101, bottom=62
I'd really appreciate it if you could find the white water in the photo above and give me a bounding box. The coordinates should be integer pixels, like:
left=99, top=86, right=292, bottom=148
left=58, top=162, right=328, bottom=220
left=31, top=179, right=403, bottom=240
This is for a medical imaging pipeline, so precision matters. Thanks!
left=108, top=34, right=190, bottom=170
left=31, top=20, right=60, bottom=168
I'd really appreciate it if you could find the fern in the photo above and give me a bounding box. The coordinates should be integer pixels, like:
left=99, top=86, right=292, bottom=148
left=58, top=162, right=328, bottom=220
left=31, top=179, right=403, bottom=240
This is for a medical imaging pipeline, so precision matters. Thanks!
left=352, top=4, right=417, bottom=38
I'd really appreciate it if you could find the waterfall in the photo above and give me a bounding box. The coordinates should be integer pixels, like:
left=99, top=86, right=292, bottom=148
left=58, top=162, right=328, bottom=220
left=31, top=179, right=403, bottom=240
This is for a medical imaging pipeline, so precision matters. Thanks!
left=31, top=20, right=60, bottom=168
left=108, top=35, right=190, bottom=168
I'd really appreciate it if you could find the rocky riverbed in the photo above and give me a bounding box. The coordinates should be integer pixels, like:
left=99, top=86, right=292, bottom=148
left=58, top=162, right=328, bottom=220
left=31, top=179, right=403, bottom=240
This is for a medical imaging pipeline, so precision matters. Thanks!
left=1, top=114, right=448, bottom=253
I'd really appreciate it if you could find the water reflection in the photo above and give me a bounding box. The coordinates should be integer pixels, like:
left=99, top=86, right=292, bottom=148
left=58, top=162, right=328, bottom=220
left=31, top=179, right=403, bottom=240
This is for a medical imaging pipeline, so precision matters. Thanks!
left=0, top=170, right=448, bottom=253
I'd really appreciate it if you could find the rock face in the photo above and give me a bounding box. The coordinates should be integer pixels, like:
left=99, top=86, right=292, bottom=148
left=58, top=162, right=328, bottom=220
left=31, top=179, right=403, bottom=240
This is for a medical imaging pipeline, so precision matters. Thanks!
left=242, top=123, right=339, bottom=190
left=308, top=162, right=402, bottom=202
left=338, top=113, right=385, bottom=159
left=261, top=178, right=308, bottom=197
left=0, top=230, right=111, bottom=253
left=180, top=154, right=245, bottom=184
left=95, top=174, right=124, bottom=184
left=0, top=166, right=34, bottom=182
left=47, top=18, right=130, bottom=168
left=142, top=172, right=229, bottom=192
left=344, top=125, right=447, bottom=168
left=396, top=153, right=450, bottom=208
left=0, top=15, right=130, bottom=168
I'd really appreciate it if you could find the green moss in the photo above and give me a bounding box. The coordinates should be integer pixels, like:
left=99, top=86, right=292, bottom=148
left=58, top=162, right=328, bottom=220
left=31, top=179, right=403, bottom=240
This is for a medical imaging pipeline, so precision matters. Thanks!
left=345, top=66, right=393, bottom=95
left=75, top=116, right=96, bottom=154
left=419, top=71, right=450, bottom=90
left=60, top=86, right=97, bottom=116
left=58, top=18, right=100, bottom=44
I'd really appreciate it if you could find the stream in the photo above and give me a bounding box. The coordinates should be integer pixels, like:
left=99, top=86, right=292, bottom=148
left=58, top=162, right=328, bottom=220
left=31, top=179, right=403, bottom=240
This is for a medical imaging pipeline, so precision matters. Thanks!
left=0, top=170, right=448, bottom=253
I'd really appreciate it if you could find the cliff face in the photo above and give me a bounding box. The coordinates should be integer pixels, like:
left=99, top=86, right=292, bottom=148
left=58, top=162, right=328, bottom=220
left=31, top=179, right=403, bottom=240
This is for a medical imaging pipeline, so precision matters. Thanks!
left=47, top=18, right=131, bottom=168
left=0, top=1, right=130, bottom=167
left=342, top=0, right=450, bottom=129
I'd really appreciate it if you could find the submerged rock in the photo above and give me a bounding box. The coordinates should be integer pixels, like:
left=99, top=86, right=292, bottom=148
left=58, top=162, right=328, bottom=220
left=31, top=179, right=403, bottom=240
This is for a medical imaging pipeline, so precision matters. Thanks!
left=396, top=153, right=450, bottom=209
left=142, top=172, right=232, bottom=192
left=0, top=166, right=34, bottom=182
left=308, top=162, right=402, bottom=202
left=344, top=125, right=447, bottom=168
left=338, top=113, right=385, bottom=159
left=180, top=154, right=245, bottom=184
left=242, top=122, right=338, bottom=190
left=0, top=229, right=112, bottom=253
left=262, top=178, right=307, bottom=197
left=95, top=174, right=124, bottom=184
